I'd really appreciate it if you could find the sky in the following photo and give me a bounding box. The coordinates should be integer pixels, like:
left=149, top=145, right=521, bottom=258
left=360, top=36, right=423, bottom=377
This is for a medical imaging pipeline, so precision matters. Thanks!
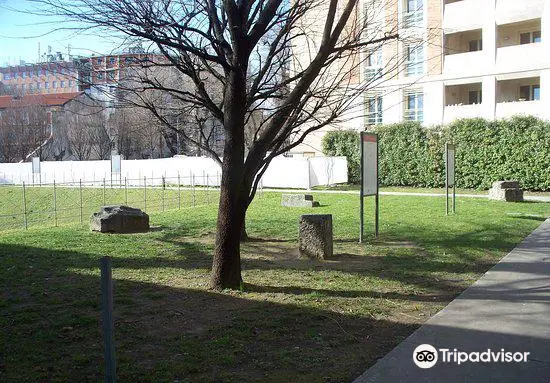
left=0, top=0, right=119, bottom=66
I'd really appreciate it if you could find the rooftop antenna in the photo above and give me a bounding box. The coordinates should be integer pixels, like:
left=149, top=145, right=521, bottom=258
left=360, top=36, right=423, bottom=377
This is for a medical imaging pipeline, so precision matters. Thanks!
left=67, top=44, right=72, bottom=60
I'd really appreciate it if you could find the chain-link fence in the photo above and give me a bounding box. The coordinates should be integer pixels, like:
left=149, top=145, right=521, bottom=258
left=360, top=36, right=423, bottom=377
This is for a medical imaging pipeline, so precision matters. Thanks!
left=0, top=175, right=221, bottom=231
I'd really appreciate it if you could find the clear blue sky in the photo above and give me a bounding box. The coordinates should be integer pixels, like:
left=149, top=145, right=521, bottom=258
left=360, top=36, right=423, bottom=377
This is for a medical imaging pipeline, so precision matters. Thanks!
left=0, top=0, right=120, bottom=66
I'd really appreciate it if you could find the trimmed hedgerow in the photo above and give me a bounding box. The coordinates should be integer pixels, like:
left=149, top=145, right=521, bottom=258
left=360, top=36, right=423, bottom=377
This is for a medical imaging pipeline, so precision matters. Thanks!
left=321, top=116, right=550, bottom=191
left=321, top=130, right=361, bottom=183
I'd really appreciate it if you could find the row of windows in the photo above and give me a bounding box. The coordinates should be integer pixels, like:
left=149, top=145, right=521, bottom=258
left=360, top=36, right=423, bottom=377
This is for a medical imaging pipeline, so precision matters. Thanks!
left=1, top=68, right=74, bottom=80
left=366, top=84, right=541, bottom=126
left=364, top=44, right=425, bottom=80
left=95, top=56, right=138, bottom=65
left=9, top=80, right=75, bottom=91
left=365, top=91, right=424, bottom=125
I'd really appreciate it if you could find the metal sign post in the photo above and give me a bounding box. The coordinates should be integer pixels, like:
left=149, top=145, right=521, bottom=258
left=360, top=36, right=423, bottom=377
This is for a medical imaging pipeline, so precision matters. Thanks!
left=445, top=143, right=456, bottom=215
left=360, top=132, right=379, bottom=242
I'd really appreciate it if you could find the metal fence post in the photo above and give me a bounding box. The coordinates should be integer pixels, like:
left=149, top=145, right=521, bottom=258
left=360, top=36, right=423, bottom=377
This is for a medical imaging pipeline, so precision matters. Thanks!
left=79, top=179, right=84, bottom=225
left=206, top=174, right=210, bottom=205
left=143, top=176, right=147, bottom=212
left=100, top=256, right=117, bottom=383
left=103, top=178, right=106, bottom=206
left=53, top=180, right=58, bottom=227
left=162, top=176, right=166, bottom=212
left=124, top=177, right=128, bottom=205
left=22, top=182, right=28, bottom=230
left=192, top=174, right=196, bottom=207
left=177, top=172, right=181, bottom=210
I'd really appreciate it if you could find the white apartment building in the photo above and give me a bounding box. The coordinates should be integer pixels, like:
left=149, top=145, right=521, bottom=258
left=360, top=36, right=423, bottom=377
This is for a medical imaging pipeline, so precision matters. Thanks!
left=294, top=0, right=550, bottom=154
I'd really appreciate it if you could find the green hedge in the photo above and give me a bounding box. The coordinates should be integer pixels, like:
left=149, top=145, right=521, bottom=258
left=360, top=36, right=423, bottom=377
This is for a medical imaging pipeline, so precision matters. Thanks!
left=321, top=116, right=550, bottom=191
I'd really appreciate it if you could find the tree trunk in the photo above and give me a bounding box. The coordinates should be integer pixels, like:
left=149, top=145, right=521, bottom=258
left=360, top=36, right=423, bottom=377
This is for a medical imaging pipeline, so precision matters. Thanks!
left=240, top=221, right=249, bottom=242
left=209, top=59, right=249, bottom=290
left=210, top=177, right=247, bottom=290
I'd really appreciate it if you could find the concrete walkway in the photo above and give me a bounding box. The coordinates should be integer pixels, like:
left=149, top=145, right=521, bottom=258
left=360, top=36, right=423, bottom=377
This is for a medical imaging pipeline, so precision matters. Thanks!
left=354, top=218, right=550, bottom=383
left=262, top=189, right=550, bottom=203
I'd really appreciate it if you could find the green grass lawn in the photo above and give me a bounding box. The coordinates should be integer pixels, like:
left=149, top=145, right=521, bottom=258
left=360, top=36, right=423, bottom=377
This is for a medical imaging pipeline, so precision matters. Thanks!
left=1, top=192, right=549, bottom=382
left=0, top=184, right=219, bottom=230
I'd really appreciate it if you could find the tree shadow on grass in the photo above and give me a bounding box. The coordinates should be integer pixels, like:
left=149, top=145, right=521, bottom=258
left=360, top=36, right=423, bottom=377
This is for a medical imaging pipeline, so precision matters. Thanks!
left=0, top=242, right=418, bottom=383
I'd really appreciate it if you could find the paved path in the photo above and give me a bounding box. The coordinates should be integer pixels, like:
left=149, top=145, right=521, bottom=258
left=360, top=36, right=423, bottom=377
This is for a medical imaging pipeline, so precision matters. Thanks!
left=354, top=218, right=550, bottom=383
left=261, top=189, right=550, bottom=203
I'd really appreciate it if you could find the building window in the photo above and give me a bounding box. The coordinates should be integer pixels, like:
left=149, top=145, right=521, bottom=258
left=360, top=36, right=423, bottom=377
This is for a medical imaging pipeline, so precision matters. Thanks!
left=405, top=45, right=424, bottom=76
left=97, top=72, right=104, bottom=80
left=22, top=71, right=26, bottom=78
left=109, top=57, right=116, bottom=65
left=52, top=81, right=57, bottom=89
left=97, top=57, right=103, bottom=64
left=520, top=31, right=541, bottom=44
left=403, top=0, right=424, bottom=27
left=469, top=39, right=482, bottom=52
left=108, top=71, right=115, bottom=80
left=468, top=90, right=482, bottom=104
left=365, top=94, right=383, bottom=125
left=519, top=85, right=540, bottom=101
left=405, top=91, right=424, bottom=122
left=4, top=73, right=10, bottom=80
left=21, top=84, right=26, bottom=92
left=37, top=82, right=41, bottom=90
left=69, top=80, right=75, bottom=87
left=45, top=82, right=49, bottom=89
left=60, top=80, right=65, bottom=88
left=365, top=48, right=383, bottom=81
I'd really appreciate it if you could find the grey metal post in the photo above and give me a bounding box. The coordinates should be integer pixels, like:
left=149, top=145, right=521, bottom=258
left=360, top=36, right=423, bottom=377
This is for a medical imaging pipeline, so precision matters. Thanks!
left=359, top=135, right=364, bottom=243
left=124, top=177, right=128, bottom=205
left=445, top=143, right=449, bottom=216
left=375, top=138, right=379, bottom=240
left=100, top=256, right=117, bottom=383
left=206, top=174, right=210, bottom=205
left=53, top=180, right=58, bottom=227
left=79, top=179, right=84, bottom=225
left=103, top=178, right=106, bottom=206
left=162, top=176, right=166, bottom=212
left=192, top=174, right=196, bottom=207
left=22, top=182, right=28, bottom=230
left=177, top=172, right=181, bottom=210
left=143, top=176, right=147, bottom=212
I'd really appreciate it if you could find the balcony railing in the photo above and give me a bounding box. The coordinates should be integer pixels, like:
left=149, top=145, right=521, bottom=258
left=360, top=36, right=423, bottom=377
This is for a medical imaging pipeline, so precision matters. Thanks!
left=443, top=103, right=483, bottom=124
left=443, top=0, right=483, bottom=32
left=496, top=43, right=546, bottom=73
left=443, top=50, right=485, bottom=76
left=495, top=100, right=541, bottom=119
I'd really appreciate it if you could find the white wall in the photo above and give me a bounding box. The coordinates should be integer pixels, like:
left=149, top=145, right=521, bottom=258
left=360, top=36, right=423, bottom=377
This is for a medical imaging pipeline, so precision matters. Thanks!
left=0, top=155, right=348, bottom=189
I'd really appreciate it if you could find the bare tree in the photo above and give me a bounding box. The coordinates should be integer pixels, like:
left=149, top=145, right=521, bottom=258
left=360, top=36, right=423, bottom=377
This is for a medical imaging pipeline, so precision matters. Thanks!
left=33, top=0, right=403, bottom=289
left=0, top=103, right=51, bottom=162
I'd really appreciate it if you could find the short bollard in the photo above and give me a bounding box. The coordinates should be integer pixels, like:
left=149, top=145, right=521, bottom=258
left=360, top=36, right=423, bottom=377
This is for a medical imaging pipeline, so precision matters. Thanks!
left=299, top=214, right=333, bottom=259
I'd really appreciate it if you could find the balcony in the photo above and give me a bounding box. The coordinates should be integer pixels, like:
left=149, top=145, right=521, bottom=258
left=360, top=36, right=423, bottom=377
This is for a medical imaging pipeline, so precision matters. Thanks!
left=443, top=50, right=485, bottom=76
left=496, top=0, right=545, bottom=25
left=443, top=0, right=484, bottom=33
left=444, top=104, right=484, bottom=124
left=496, top=100, right=542, bottom=119
left=496, top=43, right=545, bottom=73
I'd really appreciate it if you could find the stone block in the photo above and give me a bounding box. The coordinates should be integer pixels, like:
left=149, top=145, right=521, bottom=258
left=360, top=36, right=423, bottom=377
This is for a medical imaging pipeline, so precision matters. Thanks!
left=91, top=205, right=150, bottom=233
left=299, top=214, right=333, bottom=259
left=489, top=180, right=523, bottom=202
left=489, top=188, right=524, bottom=202
left=491, top=180, right=521, bottom=190
left=282, top=194, right=320, bottom=207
